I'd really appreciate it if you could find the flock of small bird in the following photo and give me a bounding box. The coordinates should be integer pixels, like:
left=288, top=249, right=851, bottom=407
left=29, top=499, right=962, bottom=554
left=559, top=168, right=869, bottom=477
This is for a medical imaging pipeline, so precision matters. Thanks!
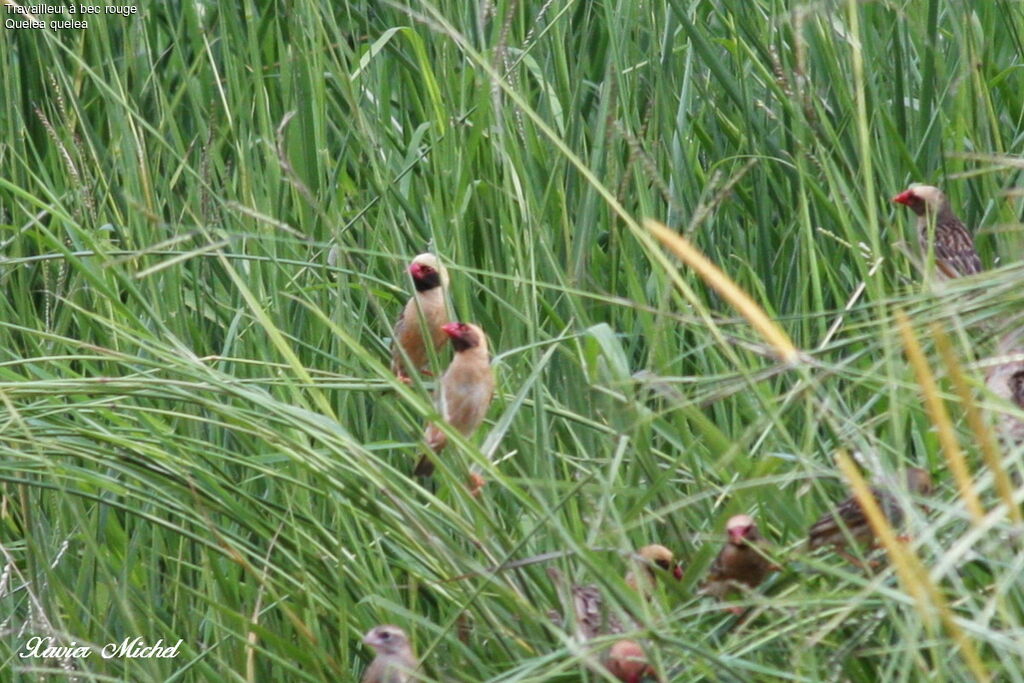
left=360, top=185, right=1024, bottom=682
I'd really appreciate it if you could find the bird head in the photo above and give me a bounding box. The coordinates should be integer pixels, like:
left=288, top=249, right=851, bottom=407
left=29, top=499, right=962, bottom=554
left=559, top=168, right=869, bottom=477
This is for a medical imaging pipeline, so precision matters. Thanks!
left=606, top=639, right=655, bottom=683
left=408, top=253, right=448, bottom=292
left=636, top=544, right=683, bottom=580
left=441, top=322, right=487, bottom=354
left=892, top=184, right=946, bottom=217
left=362, top=624, right=410, bottom=655
left=726, top=514, right=757, bottom=545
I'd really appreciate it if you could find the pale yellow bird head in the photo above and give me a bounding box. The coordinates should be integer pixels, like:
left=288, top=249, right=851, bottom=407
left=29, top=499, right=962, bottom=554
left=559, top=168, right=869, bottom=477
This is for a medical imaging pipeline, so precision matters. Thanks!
left=362, top=624, right=410, bottom=656
left=726, top=514, right=757, bottom=544
left=892, top=184, right=947, bottom=217
left=634, top=544, right=683, bottom=580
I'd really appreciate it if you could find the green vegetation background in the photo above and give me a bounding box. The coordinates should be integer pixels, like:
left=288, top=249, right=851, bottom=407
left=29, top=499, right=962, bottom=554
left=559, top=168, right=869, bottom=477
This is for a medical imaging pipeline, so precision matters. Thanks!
left=1, top=0, right=1023, bottom=680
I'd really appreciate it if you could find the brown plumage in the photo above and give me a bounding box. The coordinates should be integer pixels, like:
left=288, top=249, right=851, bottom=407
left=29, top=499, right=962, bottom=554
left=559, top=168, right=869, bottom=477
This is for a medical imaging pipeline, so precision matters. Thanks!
left=547, top=573, right=617, bottom=641
left=605, top=639, right=659, bottom=683
left=415, top=322, right=495, bottom=476
left=361, top=624, right=418, bottom=683
left=391, top=253, right=450, bottom=382
left=702, top=515, right=773, bottom=611
left=807, top=467, right=933, bottom=553
left=987, top=328, right=1024, bottom=447
left=548, top=545, right=682, bottom=641
left=893, top=184, right=982, bottom=278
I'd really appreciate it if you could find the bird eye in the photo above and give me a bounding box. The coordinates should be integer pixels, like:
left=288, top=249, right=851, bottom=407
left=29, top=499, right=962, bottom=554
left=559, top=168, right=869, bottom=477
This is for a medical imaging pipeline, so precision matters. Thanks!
left=655, top=559, right=670, bottom=570
left=379, top=631, right=391, bottom=640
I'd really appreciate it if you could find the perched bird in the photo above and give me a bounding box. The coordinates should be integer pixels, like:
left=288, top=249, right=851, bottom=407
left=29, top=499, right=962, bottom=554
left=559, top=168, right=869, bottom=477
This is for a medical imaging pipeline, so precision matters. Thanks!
left=391, top=253, right=450, bottom=383
left=808, top=467, right=933, bottom=562
left=986, top=327, right=1024, bottom=448
left=702, top=515, right=774, bottom=614
left=416, top=322, right=495, bottom=476
left=605, top=639, right=659, bottom=683
left=548, top=545, right=682, bottom=641
left=361, top=624, right=418, bottom=683
left=892, top=184, right=982, bottom=278
left=624, top=544, right=684, bottom=597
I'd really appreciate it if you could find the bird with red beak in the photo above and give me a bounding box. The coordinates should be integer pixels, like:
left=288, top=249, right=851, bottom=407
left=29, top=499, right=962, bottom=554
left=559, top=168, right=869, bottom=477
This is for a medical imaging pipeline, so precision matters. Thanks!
left=390, top=253, right=450, bottom=383
left=702, top=514, right=774, bottom=614
left=892, top=184, right=982, bottom=278
left=548, top=544, right=683, bottom=642
left=416, top=322, right=494, bottom=476
left=625, top=544, right=684, bottom=596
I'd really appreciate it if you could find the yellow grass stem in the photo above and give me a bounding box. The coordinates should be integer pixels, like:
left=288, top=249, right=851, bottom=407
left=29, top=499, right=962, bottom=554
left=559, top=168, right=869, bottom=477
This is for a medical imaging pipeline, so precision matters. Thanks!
left=836, top=453, right=989, bottom=683
left=644, top=219, right=800, bottom=364
left=931, top=323, right=1022, bottom=526
left=895, top=311, right=985, bottom=524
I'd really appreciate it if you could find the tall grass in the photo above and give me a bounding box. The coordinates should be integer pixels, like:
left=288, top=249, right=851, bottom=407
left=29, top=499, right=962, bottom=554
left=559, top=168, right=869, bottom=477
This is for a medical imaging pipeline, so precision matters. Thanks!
left=1, top=0, right=1023, bottom=680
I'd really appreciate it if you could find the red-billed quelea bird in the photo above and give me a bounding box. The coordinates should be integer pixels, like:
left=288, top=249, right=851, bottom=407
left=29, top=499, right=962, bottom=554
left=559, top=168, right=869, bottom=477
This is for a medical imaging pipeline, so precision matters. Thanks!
left=892, top=184, right=982, bottom=278
left=361, top=624, right=419, bottom=683
left=391, top=253, right=450, bottom=383
left=625, top=544, right=685, bottom=597
left=702, top=515, right=774, bottom=614
left=548, top=545, right=682, bottom=641
left=808, top=467, right=933, bottom=563
left=415, top=322, right=494, bottom=476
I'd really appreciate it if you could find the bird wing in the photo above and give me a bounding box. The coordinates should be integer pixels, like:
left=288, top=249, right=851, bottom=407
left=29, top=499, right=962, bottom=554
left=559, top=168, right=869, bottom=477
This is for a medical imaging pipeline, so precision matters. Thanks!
left=391, top=299, right=426, bottom=373
left=932, top=217, right=982, bottom=276
left=808, top=488, right=903, bottom=548
left=440, top=364, right=495, bottom=435
left=807, top=495, right=869, bottom=548
left=934, top=242, right=982, bottom=277
left=701, top=545, right=735, bottom=598
left=547, top=569, right=620, bottom=640
left=572, top=584, right=607, bottom=640
left=391, top=292, right=449, bottom=374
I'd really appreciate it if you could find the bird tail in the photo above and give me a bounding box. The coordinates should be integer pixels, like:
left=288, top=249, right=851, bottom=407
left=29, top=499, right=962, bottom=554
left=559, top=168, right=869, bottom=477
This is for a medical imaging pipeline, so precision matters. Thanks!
left=415, top=424, right=447, bottom=476
left=413, top=454, right=435, bottom=477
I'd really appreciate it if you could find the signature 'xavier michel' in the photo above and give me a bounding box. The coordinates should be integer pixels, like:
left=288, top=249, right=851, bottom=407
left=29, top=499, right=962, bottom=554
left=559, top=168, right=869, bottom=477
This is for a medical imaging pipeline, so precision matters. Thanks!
left=20, top=635, right=183, bottom=659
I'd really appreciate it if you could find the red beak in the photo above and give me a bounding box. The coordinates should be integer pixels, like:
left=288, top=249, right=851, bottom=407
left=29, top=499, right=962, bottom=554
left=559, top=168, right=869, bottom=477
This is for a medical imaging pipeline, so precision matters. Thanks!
left=892, top=190, right=914, bottom=205
left=408, top=263, right=425, bottom=278
left=440, top=323, right=462, bottom=338
left=672, top=564, right=684, bottom=580
left=728, top=528, right=747, bottom=543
